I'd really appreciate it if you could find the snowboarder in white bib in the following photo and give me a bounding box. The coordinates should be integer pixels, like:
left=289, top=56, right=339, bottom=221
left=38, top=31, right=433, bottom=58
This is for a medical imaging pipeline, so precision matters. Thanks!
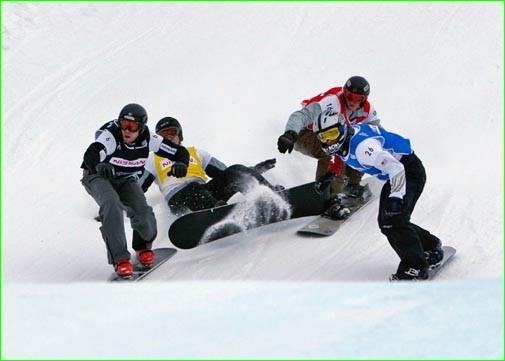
left=313, top=109, right=443, bottom=280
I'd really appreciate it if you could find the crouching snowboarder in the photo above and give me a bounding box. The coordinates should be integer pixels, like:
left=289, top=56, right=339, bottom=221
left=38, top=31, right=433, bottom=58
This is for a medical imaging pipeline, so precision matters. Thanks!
left=313, top=109, right=443, bottom=280
left=81, top=104, right=190, bottom=278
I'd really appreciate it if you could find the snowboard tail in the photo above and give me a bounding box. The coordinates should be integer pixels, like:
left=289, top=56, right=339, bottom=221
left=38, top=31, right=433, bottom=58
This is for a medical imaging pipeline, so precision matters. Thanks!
left=427, top=246, right=456, bottom=279
left=389, top=246, right=456, bottom=281
left=109, top=248, right=177, bottom=282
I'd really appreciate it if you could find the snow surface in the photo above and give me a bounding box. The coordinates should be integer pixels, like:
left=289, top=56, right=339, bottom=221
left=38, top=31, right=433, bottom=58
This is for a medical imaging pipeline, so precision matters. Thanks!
left=2, top=2, right=503, bottom=359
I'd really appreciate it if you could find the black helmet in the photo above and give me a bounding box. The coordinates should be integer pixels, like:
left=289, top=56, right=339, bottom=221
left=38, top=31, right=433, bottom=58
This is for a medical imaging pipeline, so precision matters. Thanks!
left=343, top=76, right=370, bottom=96
left=118, top=103, right=148, bottom=125
left=155, top=117, right=183, bottom=141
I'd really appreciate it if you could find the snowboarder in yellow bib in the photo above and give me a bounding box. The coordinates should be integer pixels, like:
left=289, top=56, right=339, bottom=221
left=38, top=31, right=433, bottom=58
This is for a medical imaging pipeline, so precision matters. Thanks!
left=140, top=117, right=282, bottom=215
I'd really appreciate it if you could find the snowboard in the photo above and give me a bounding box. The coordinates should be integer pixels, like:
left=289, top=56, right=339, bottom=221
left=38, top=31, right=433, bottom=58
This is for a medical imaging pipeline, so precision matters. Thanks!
left=389, top=246, right=456, bottom=281
left=427, top=246, right=456, bottom=279
left=168, top=181, right=331, bottom=249
left=108, top=247, right=177, bottom=282
left=297, top=177, right=383, bottom=236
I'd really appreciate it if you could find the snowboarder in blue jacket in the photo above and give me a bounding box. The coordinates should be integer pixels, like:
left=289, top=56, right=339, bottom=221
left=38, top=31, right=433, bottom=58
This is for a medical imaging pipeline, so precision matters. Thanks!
left=313, top=109, right=444, bottom=280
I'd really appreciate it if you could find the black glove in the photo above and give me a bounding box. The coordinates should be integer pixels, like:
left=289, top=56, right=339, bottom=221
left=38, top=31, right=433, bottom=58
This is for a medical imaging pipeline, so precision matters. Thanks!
left=314, top=171, right=337, bottom=194
left=252, top=158, right=276, bottom=174
left=385, top=197, right=404, bottom=216
left=168, top=162, right=188, bottom=178
left=277, top=130, right=298, bottom=154
left=95, top=163, right=115, bottom=179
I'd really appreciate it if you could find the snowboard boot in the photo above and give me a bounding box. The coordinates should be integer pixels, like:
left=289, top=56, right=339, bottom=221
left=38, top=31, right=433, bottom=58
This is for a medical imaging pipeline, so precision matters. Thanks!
left=136, top=249, right=155, bottom=267
left=389, top=267, right=429, bottom=281
left=344, top=183, right=365, bottom=198
left=323, top=196, right=351, bottom=220
left=425, top=241, right=444, bottom=269
left=115, top=258, right=133, bottom=278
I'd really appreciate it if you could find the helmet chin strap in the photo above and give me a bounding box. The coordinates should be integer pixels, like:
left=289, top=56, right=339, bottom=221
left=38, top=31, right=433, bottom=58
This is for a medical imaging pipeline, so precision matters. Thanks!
left=337, top=146, right=349, bottom=157
left=320, top=126, right=353, bottom=156
left=338, top=126, right=354, bottom=156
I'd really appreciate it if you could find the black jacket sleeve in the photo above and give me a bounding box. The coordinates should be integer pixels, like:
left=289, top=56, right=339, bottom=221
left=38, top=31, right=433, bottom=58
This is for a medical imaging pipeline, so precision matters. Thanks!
left=205, top=164, right=226, bottom=179
left=140, top=173, right=155, bottom=192
left=155, top=138, right=190, bottom=166
left=137, top=166, right=156, bottom=192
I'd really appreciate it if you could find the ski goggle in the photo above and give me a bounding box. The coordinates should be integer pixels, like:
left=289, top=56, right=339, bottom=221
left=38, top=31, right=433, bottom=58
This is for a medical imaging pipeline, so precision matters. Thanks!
left=317, top=127, right=341, bottom=143
left=119, top=119, right=142, bottom=132
left=343, top=88, right=367, bottom=104
left=158, top=127, right=180, bottom=139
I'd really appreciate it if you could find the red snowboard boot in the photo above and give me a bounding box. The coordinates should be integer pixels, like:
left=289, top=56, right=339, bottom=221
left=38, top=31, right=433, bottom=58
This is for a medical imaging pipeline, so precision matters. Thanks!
left=115, top=258, right=133, bottom=278
left=136, top=249, right=154, bottom=267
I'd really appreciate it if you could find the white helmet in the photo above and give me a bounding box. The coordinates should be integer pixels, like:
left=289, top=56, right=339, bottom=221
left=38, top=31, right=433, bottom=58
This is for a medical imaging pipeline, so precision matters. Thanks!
left=313, top=109, right=348, bottom=151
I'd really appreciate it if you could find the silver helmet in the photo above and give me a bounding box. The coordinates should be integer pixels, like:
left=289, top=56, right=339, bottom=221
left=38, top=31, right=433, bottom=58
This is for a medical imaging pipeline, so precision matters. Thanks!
left=313, top=109, right=348, bottom=152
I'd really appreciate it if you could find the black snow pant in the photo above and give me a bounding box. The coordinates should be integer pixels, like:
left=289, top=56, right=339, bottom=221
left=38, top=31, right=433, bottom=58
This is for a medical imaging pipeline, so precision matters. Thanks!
left=81, top=172, right=157, bottom=265
left=377, top=153, right=440, bottom=273
left=168, top=164, right=275, bottom=214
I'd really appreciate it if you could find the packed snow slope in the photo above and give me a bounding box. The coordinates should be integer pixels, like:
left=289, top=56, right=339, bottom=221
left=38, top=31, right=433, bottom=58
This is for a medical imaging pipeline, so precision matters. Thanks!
left=2, top=2, right=503, bottom=359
